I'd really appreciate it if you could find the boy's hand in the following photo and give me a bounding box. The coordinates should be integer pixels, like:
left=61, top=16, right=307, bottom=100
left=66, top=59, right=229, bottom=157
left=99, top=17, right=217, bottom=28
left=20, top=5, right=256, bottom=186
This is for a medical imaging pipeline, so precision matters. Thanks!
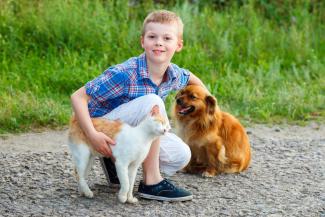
left=88, top=131, right=116, bottom=157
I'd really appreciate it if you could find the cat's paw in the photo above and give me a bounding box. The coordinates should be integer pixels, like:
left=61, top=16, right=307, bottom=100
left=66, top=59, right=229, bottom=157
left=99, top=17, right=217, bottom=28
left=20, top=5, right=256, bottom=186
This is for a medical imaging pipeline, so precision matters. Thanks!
left=118, top=193, right=127, bottom=203
left=79, top=183, right=94, bottom=198
left=127, top=196, right=138, bottom=204
left=81, top=190, right=94, bottom=198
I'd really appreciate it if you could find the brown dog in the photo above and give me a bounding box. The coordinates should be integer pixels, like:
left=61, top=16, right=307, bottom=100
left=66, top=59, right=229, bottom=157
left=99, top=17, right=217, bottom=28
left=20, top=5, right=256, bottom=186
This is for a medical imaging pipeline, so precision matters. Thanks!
left=172, top=85, right=251, bottom=177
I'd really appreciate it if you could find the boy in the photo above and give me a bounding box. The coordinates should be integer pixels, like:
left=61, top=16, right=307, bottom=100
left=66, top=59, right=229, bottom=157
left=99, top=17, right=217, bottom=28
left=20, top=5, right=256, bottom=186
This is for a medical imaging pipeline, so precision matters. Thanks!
left=71, top=10, right=205, bottom=202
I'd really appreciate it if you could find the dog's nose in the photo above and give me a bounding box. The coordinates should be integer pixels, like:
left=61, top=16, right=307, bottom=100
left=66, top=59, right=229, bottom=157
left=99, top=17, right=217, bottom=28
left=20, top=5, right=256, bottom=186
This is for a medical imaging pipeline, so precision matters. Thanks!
left=176, top=98, right=183, bottom=105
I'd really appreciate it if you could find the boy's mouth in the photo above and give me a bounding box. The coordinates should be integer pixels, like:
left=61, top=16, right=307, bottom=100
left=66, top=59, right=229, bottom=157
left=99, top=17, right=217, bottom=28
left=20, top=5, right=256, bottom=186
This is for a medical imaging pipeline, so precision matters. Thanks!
left=153, top=50, right=165, bottom=55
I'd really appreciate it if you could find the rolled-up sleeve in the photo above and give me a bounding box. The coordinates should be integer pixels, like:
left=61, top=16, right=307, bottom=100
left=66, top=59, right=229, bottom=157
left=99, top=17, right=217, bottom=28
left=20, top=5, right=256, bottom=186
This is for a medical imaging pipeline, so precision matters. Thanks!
left=172, top=67, right=190, bottom=90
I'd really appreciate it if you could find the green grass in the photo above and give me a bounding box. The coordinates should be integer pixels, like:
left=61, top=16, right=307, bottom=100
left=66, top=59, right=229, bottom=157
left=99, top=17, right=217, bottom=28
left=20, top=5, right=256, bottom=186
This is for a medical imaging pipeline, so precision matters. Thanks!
left=1, top=0, right=324, bottom=133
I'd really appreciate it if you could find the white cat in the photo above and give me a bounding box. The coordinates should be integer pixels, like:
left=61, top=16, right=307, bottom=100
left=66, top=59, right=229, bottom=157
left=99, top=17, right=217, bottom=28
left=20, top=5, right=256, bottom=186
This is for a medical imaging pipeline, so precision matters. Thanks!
left=68, top=105, right=168, bottom=203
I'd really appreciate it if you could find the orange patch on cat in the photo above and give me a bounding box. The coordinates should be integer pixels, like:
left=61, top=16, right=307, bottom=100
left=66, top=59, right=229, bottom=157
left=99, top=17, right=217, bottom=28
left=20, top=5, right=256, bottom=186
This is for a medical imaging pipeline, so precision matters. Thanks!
left=69, top=116, right=122, bottom=151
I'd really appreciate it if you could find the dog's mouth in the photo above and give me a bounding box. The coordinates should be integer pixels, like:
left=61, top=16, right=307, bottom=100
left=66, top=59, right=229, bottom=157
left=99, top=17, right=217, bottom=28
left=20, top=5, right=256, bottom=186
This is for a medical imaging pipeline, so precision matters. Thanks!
left=178, top=105, right=195, bottom=115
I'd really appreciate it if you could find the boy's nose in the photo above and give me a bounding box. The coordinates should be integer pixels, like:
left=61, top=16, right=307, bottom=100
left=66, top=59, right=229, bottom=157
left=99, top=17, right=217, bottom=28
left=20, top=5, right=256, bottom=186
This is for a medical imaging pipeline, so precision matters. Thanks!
left=155, top=38, right=163, bottom=46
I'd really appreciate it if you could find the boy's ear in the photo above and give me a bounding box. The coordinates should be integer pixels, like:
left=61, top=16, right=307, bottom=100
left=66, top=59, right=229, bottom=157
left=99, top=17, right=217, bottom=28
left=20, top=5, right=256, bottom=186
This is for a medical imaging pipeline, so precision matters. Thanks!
left=150, top=105, right=160, bottom=116
left=140, top=36, right=144, bottom=48
left=176, top=39, right=183, bottom=52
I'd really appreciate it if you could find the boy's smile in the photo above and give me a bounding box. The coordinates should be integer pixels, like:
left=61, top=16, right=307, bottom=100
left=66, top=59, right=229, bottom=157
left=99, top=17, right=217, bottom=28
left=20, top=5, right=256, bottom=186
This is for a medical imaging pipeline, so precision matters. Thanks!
left=141, top=22, right=183, bottom=66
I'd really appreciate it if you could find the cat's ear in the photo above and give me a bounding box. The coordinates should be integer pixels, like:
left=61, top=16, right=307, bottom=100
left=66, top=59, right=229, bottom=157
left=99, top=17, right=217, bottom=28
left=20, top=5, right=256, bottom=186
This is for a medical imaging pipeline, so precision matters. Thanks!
left=150, top=105, right=160, bottom=116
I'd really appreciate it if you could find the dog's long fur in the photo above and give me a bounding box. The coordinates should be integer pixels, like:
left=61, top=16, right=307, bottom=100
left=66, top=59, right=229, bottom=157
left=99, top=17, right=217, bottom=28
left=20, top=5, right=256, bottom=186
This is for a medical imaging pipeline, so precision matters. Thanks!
left=173, top=85, right=251, bottom=177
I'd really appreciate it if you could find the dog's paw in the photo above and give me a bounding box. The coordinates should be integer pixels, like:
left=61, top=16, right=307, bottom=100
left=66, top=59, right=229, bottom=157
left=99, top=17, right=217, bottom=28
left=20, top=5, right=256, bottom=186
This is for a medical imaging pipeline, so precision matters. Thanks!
left=183, top=166, right=196, bottom=174
left=202, top=171, right=216, bottom=178
left=127, top=196, right=138, bottom=204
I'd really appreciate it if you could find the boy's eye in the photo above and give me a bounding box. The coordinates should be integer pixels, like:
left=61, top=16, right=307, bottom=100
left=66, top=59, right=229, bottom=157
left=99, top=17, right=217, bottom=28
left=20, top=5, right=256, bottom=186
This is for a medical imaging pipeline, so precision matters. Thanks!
left=148, top=35, right=155, bottom=39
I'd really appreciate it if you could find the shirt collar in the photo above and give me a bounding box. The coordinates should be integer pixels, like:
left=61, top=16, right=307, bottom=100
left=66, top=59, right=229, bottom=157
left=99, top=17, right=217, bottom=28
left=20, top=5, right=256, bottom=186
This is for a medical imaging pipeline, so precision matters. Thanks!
left=137, top=53, right=177, bottom=83
left=166, top=64, right=177, bottom=82
left=138, top=53, right=150, bottom=79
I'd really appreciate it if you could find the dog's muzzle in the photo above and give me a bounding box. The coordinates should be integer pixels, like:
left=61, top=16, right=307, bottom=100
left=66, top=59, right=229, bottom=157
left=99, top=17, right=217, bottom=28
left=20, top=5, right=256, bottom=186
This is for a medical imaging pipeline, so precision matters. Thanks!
left=178, top=106, right=195, bottom=115
left=176, top=97, right=195, bottom=115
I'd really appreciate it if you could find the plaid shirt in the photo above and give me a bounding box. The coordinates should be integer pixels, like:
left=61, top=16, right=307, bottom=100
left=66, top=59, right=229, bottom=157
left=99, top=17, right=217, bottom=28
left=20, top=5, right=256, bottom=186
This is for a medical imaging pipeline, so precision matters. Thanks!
left=85, top=53, right=190, bottom=117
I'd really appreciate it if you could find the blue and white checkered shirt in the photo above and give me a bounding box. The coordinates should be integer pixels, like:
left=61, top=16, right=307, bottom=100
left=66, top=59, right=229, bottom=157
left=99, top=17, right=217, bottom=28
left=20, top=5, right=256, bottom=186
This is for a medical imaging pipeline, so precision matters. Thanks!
left=85, top=53, right=190, bottom=117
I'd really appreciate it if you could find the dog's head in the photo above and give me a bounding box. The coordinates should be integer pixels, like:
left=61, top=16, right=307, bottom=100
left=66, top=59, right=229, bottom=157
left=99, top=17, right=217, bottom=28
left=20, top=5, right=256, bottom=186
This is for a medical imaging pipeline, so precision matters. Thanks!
left=174, top=85, right=217, bottom=119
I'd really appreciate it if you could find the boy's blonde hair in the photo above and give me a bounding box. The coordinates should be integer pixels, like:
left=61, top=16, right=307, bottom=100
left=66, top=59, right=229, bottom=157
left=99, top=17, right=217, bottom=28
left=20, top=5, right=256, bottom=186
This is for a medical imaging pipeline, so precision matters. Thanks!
left=142, top=10, right=184, bottom=39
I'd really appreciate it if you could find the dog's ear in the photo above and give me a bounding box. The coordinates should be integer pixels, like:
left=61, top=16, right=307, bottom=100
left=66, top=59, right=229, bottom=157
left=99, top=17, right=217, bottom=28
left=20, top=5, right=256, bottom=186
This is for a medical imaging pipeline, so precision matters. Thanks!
left=205, top=95, right=216, bottom=115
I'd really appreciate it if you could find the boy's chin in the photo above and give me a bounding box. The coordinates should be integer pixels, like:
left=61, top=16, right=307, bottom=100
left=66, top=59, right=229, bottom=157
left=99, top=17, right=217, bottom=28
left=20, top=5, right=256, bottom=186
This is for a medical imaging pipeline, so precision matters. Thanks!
left=147, top=54, right=172, bottom=64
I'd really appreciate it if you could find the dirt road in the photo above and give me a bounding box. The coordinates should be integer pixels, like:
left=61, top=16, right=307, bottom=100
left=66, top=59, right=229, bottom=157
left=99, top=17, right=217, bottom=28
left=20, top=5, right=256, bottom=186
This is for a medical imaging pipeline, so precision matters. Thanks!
left=0, top=123, right=324, bottom=216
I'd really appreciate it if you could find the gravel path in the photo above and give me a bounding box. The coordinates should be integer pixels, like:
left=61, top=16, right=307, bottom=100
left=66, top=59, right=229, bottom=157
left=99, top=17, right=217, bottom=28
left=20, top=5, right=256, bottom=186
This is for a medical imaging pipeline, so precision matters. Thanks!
left=0, top=124, right=324, bottom=217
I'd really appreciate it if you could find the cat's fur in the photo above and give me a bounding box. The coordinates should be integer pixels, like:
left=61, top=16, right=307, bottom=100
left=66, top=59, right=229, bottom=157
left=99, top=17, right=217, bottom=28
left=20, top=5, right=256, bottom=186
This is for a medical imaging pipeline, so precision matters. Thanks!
left=68, top=105, right=168, bottom=203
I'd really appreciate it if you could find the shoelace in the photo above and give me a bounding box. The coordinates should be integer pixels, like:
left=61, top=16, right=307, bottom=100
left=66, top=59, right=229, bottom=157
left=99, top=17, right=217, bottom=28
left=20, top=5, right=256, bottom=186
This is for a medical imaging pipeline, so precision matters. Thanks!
left=164, top=180, right=176, bottom=190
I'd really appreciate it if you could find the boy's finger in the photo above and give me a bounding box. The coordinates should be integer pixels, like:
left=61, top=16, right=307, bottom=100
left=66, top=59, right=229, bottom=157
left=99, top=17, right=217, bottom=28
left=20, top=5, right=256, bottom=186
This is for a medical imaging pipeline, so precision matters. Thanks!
left=100, top=149, right=109, bottom=157
left=96, top=144, right=110, bottom=157
left=99, top=147, right=107, bottom=156
left=106, top=144, right=113, bottom=155
left=104, top=145, right=112, bottom=157
left=96, top=148, right=104, bottom=156
left=103, top=134, right=115, bottom=145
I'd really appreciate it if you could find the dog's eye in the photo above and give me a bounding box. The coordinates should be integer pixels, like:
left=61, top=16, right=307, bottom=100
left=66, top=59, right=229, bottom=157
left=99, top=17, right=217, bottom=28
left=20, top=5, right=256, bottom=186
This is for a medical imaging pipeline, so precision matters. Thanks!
left=190, top=95, right=196, bottom=100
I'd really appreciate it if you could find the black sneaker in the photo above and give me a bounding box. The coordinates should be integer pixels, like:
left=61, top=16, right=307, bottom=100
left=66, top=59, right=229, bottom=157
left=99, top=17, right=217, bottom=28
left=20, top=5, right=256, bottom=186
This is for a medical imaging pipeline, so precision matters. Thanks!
left=99, top=157, right=120, bottom=187
left=138, top=178, right=193, bottom=202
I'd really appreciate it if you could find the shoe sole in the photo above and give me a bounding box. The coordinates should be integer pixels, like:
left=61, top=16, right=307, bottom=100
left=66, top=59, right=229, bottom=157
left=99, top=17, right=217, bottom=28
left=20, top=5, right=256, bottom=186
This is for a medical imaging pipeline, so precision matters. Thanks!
left=138, top=193, right=193, bottom=202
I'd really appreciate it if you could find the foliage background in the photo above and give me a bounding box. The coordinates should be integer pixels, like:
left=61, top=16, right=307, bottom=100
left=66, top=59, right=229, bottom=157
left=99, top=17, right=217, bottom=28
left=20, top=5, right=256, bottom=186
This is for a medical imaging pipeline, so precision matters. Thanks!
left=0, top=0, right=324, bottom=133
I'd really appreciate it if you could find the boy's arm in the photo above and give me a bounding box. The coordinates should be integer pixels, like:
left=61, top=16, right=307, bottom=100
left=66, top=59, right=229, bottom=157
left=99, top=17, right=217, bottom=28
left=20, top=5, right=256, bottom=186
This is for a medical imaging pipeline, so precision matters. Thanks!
left=71, top=86, right=115, bottom=157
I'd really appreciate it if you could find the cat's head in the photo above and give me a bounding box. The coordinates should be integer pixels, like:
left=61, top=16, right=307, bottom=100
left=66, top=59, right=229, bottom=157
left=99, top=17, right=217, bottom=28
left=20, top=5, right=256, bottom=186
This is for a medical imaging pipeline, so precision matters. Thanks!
left=146, top=105, right=169, bottom=136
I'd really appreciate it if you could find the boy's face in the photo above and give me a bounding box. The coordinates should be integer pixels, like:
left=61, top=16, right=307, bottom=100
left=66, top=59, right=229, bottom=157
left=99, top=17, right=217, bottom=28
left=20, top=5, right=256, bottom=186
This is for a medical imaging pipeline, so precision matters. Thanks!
left=141, top=22, right=183, bottom=66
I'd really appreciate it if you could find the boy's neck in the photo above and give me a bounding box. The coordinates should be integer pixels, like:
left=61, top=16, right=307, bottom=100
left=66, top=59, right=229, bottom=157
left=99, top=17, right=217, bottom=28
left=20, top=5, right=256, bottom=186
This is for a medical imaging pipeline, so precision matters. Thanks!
left=147, top=59, right=170, bottom=86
